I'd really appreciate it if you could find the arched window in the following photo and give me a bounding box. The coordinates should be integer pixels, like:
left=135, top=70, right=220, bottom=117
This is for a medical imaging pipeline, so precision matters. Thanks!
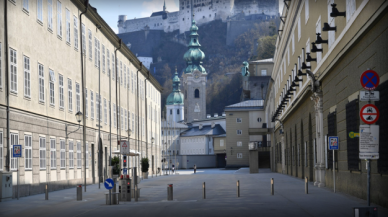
left=177, top=109, right=180, bottom=115
left=194, top=89, right=199, bottom=98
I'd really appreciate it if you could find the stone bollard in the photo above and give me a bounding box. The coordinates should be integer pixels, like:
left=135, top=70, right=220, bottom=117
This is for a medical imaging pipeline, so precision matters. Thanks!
left=237, top=180, right=240, bottom=198
left=271, top=178, right=274, bottom=195
left=203, top=182, right=206, bottom=199
left=45, top=184, right=48, bottom=200
left=305, top=177, right=308, bottom=194
left=77, top=184, right=82, bottom=201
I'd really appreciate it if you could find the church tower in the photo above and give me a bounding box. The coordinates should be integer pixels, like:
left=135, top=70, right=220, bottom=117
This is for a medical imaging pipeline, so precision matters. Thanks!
left=166, top=67, right=184, bottom=122
left=182, top=15, right=207, bottom=123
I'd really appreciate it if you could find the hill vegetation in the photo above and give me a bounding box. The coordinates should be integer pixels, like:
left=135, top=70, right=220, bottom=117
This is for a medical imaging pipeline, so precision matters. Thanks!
left=151, top=19, right=277, bottom=116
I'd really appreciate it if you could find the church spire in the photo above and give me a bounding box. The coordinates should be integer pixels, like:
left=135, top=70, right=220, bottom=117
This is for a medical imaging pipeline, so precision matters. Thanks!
left=163, top=0, right=166, bottom=12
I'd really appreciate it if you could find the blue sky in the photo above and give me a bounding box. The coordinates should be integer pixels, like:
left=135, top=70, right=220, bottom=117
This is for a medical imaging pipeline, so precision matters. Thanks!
left=89, top=0, right=283, bottom=33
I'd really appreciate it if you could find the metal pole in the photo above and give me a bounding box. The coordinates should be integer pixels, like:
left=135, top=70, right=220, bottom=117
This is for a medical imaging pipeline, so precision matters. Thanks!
left=98, top=60, right=101, bottom=189
left=237, top=180, right=240, bottom=197
left=109, top=67, right=112, bottom=205
left=45, top=184, right=48, bottom=200
left=203, top=182, right=206, bottom=199
left=17, top=158, right=19, bottom=200
left=271, top=178, right=274, bottom=195
left=305, top=177, right=308, bottom=194
left=333, top=150, right=335, bottom=193
left=367, top=159, right=370, bottom=206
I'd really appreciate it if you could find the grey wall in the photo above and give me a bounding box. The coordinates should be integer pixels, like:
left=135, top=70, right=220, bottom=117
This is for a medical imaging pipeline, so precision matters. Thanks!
left=181, top=155, right=216, bottom=169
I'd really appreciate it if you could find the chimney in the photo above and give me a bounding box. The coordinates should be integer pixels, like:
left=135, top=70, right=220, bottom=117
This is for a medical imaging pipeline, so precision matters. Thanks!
left=214, top=113, right=218, bottom=118
left=206, top=114, right=211, bottom=118
left=199, top=124, right=203, bottom=130
left=222, top=112, right=226, bottom=117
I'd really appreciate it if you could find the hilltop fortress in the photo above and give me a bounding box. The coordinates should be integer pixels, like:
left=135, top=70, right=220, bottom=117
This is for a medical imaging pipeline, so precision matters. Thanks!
left=118, top=0, right=279, bottom=34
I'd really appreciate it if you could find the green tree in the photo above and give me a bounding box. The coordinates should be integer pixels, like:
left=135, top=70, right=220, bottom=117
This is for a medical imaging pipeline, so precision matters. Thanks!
left=256, top=35, right=277, bottom=60
left=111, top=156, right=120, bottom=175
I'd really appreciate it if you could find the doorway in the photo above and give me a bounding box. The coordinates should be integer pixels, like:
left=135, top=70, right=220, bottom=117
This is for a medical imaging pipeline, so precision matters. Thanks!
left=217, top=154, right=226, bottom=168
left=258, top=151, right=270, bottom=168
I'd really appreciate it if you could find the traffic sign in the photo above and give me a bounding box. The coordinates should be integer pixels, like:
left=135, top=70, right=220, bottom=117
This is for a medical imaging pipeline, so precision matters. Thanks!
left=359, top=125, right=379, bottom=159
left=328, top=136, right=339, bottom=150
left=120, top=140, right=129, bottom=155
left=360, top=91, right=380, bottom=101
left=13, top=145, right=22, bottom=157
left=104, top=178, right=114, bottom=190
left=123, top=168, right=127, bottom=175
left=360, top=104, right=379, bottom=124
left=360, top=70, right=379, bottom=90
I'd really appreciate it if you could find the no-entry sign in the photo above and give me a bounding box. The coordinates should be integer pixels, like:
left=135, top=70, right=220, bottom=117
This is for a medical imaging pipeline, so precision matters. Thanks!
left=360, top=104, right=379, bottom=124
left=360, top=70, right=379, bottom=90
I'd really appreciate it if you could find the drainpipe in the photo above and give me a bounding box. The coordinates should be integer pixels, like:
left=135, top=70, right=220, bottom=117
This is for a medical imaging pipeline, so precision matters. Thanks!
left=79, top=0, right=88, bottom=192
left=136, top=62, right=142, bottom=175
left=4, top=0, right=10, bottom=172
left=114, top=39, right=122, bottom=174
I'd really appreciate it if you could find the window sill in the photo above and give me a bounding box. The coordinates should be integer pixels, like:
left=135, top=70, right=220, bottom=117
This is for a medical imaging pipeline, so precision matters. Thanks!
left=24, top=96, right=31, bottom=101
left=51, top=168, right=56, bottom=170
left=37, top=19, right=43, bottom=26
left=57, top=35, right=62, bottom=40
left=74, top=47, right=79, bottom=52
left=50, top=104, right=55, bottom=108
left=39, top=101, right=45, bottom=105
left=69, top=110, right=73, bottom=114
left=69, top=168, right=74, bottom=170
left=40, top=169, right=46, bottom=171
left=66, top=42, right=71, bottom=47
left=59, top=107, right=64, bottom=111
left=25, top=169, right=32, bottom=171
left=10, top=91, right=18, bottom=96
left=48, top=28, right=53, bottom=34
left=22, top=8, right=29, bottom=16
left=9, top=0, right=16, bottom=6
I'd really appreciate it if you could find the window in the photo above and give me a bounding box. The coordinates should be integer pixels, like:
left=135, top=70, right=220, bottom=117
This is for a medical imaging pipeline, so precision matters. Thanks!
left=287, top=47, right=290, bottom=65
left=74, top=16, right=78, bottom=49
left=120, top=61, right=123, bottom=85
left=24, top=56, right=30, bottom=97
left=76, top=83, right=80, bottom=112
left=257, top=117, right=262, bottom=122
left=131, top=72, right=134, bottom=93
left=39, top=64, right=44, bottom=102
left=102, top=45, right=105, bottom=73
left=298, top=16, right=301, bottom=41
left=95, top=38, right=100, bottom=67
left=69, top=140, right=74, bottom=168
left=121, top=107, right=124, bottom=130
left=346, top=0, right=356, bottom=22
left=170, top=109, right=172, bottom=115
left=124, top=65, right=126, bottom=88
left=194, top=89, right=199, bottom=98
left=237, top=153, right=243, bottom=159
left=104, top=99, right=107, bottom=125
left=88, top=30, right=92, bottom=60
left=132, top=113, right=134, bottom=132
left=77, top=142, right=81, bottom=168
left=305, top=0, right=309, bottom=24
left=10, top=48, right=17, bottom=93
left=23, top=0, right=29, bottom=11
left=91, top=90, right=94, bottom=119
left=260, top=69, right=267, bottom=76
left=237, top=141, right=242, bottom=147
left=0, top=43, right=2, bottom=89
left=112, top=54, right=115, bottom=80
left=65, top=9, right=70, bottom=44
left=177, top=109, right=180, bottom=115
left=39, top=136, right=46, bottom=169
left=96, top=93, right=100, bottom=122
left=327, top=0, right=335, bottom=49
left=82, top=24, right=86, bottom=54
left=127, top=68, right=130, bottom=90
left=220, top=139, right=224, bottom=147
left=50, top=138, right=56, bottom=169
left=48, top=0, right=53, bottom=30
left=86, top=142, right=89, bottom=168
left=292, top=33, right=295, bottom=54
left=59, top=140, right=65, bottom=168
left=57, top=1, right=62, bottom=37
left=125, top=109, right=127, bottom=130
left=107, top=49, right=110, bottom=76
left=37, top=0, right=43, bottom=22
left=10, top=133, right=19, bottom=170
left=236, top=118, right=242, bottom=123
left=113, top=103, right=116, bottom=127
left=49, top=69, right=55, bottom=105
left=0, top=131, right=3, bottom=170
left=68, top=79, right=72, bottom=111
left=85, top=88, right=88, bottom=117
left=237, top=130, right=242, bottom=135
left=59, top=74, right=64, bottom=108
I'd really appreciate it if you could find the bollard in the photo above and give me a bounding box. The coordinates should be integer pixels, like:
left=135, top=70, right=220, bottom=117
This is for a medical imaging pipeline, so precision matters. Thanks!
left=237, top=180, right=240, bottom=198
left=135, top=185, right=138, bottom=202
left=45, top=184, right=48, bottom=200
left=305, top=177, right=308, bottom=194
left=271, top=178, right=274, bottom=195
left=77, top=184, right=82, bottom=201
left=167, top=184, right=173, bottom=201
left=203, top=182, right=206, bottom=199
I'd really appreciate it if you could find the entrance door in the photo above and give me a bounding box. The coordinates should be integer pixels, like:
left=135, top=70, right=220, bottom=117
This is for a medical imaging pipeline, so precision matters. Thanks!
left=258, top=151, right=270, bottom=168
left=217, top=154, right=226, bottom=168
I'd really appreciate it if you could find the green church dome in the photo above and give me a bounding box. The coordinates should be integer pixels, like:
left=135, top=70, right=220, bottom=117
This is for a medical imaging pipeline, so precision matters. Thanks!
left=166, top=69, right=184, bottom=105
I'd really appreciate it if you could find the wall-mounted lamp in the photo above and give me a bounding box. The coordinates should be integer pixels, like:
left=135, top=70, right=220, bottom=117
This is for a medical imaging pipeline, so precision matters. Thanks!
left=311, top=42, right=323, bottom=53
left=322, top=22, right=336, bottom=31
left=306, top=52, right=316, bottom=62
left=330, top=3, right=346, bottom=17
left=315, top=33, right=328, bottom=44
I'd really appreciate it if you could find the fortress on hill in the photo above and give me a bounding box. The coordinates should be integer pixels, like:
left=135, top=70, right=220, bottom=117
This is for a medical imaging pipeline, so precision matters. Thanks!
left=118, top=0, right=279, bottom=34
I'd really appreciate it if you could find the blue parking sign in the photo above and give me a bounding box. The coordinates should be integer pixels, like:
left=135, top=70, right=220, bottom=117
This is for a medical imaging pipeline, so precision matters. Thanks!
left=328, top=136, right=339, bottom=150
left=13, top=145, right=22, bottom=157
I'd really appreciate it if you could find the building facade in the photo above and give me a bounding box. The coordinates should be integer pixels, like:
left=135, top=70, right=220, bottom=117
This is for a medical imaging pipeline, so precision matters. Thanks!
left=270, top=0, right=388, bottom=208
left=0, top=0, right=162, bottom=197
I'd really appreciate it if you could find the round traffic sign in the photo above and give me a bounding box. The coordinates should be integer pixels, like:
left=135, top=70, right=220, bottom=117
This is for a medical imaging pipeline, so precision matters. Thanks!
left=360, top=70, right=379, bottom=90
left=104, top=178, right=114, bottom=190
left=360, top=104, right=379, bottom=124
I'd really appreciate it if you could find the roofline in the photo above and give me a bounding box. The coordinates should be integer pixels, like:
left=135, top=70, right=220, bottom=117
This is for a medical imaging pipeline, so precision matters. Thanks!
left=224, top=107, right=264, bottom=111
left=72, top=0, right=163, bottom=92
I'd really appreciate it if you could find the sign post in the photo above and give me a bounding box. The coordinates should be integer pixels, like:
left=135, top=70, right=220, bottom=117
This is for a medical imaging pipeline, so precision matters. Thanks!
left=13, top=145, right=22, bottom=200
left=328, top=136, right=339, bottom=193
left=359, top=69, right=380, bottom=207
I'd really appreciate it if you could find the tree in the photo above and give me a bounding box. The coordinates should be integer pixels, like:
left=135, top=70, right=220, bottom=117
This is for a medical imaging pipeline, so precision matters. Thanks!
left=111, top=156, right=120, bottom=175
left=256, top=35, right=277, bottom=60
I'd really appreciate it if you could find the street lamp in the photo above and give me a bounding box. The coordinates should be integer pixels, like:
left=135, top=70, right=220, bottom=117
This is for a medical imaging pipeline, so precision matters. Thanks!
left=75, top=111, right=83, bottom=123
left=66, top=111, right=83, bottom=138
left=151, top=137, right=154, bottom=177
